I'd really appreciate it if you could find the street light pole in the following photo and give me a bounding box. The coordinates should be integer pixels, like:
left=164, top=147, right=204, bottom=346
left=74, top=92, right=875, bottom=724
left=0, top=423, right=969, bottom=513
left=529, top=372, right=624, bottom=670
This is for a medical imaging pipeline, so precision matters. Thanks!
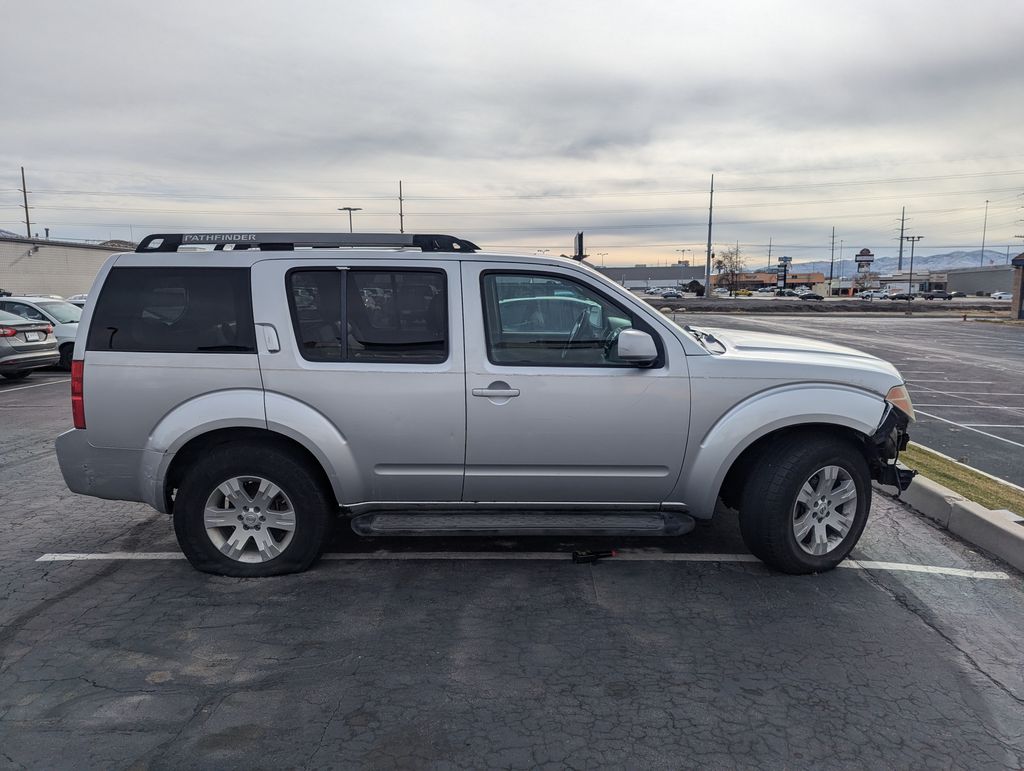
left=980, top=200, right=989, bottom=266
left=338, top=206, right=362, bottom=233
left=903, top=235, right=923, bottom=305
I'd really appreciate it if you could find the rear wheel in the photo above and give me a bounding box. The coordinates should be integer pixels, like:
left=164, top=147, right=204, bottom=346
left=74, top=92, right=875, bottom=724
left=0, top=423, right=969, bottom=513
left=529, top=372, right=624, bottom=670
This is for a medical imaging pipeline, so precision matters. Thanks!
left=173, top=445, right=334, bottom=576
left=1, top=371, right=31, bottom=381
left=58, top=344, right=73, bottom=371
left=738, top=432, right=870, bottom=574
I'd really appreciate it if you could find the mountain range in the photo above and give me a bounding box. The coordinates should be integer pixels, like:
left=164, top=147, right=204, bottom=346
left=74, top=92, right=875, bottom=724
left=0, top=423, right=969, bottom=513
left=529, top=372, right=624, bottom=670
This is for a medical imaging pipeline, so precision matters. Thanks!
left=762, top=249, right=1020, bottom=276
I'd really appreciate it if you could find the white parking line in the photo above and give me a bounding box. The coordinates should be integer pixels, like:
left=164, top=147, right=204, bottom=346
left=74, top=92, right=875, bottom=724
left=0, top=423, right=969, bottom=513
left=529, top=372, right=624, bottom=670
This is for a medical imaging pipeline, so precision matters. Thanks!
left=34, top=551, right=1010, bottom=579
left=916, top=410, right=1024, bottom=449
left=0, top=378, right=70, bottom=394
left=914, top=405, right=1023, bottom=409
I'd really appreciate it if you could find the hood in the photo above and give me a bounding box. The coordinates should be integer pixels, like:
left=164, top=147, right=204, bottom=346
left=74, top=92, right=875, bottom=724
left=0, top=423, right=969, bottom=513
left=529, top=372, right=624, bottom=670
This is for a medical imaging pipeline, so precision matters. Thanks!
left=695, top=326, right=903, bottom=395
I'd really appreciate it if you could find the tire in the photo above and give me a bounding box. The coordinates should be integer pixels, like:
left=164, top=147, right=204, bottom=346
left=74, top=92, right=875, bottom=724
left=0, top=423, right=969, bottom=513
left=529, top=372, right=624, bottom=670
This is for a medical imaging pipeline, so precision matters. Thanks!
left=173, top=445, right=335, bottom=577
left=58, top=344, right=73, bottom=371
left=1, top=371, right=31, bottom=381
left=738, top=431, right=871, bottom=574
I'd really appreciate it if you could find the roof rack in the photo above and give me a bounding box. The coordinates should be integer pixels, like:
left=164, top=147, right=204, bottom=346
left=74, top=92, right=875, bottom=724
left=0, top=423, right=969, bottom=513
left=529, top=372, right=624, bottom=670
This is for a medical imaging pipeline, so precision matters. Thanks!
left=134, top=232, right=480, bottom=253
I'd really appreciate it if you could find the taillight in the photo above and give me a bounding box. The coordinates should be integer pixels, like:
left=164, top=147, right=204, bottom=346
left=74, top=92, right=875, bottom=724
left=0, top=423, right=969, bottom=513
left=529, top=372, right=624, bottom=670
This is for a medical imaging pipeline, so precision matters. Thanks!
left=71, top=359, right=86, bottom=429
left=45, top=324, right=53, bottom=335
left=0, top=326, right=16, bottom=337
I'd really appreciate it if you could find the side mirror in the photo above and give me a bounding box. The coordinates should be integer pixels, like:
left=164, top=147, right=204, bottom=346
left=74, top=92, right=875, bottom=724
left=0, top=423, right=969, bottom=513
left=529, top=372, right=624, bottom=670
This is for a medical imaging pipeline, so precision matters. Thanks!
left=615, top=329, right=658, bottom=364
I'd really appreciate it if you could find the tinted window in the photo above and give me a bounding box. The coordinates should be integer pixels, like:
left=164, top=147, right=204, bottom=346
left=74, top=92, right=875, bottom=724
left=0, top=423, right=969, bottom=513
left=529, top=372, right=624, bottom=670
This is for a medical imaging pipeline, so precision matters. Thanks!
left=86, top=267, right=256, bottom=353
left=482, top=273, right=653, bottom=367
left=2, top=302, right=47, bottom=322
left=287, top=269, right=447, bottom=364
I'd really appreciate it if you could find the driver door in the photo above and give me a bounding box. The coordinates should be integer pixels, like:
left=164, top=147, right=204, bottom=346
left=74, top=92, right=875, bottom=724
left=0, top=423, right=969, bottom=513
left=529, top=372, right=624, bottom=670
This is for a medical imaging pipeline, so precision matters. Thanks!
left=461, top=262, right=690, bottom=503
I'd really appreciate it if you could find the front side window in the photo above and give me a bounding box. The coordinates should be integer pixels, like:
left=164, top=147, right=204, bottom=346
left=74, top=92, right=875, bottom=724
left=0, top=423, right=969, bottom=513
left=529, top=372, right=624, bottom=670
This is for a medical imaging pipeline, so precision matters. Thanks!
left=86, top=267, right=256, bottom=353
left=482, top=272, right=653, bottom=367
left=287, top=268, right=447, bottom=364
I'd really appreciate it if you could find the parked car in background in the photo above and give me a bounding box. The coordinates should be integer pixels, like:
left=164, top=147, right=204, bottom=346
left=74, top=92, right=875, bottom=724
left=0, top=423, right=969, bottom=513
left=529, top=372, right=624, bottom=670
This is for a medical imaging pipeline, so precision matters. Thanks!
left=65, top=294, right=89, bottom=307
left=858, top=290, right=886, bottom=300
left=800, top=292, right=824, bottom=301
left=735, top=289, right=753, bottom=297
left=0, top=297, right=81, bottom=369
left=775, top=289, right=800, bottom=297
left=887, top=292, right=916, bottom=301
left=0, top=309, right=58, bottom=380
left=991, top=291, right=1013, bottom=300
left=921, top=291, right=953, bottom=300
left=661, top=290, right=682, bottom=299
left=947, top=291, right=966, bottom=299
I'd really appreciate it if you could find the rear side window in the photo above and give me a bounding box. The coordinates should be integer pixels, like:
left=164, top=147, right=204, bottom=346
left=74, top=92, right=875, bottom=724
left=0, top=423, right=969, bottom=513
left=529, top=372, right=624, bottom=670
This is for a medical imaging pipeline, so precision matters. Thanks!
left=287, top=268, right=447, bottom=364
left=86, top=267, right=256, bottom=353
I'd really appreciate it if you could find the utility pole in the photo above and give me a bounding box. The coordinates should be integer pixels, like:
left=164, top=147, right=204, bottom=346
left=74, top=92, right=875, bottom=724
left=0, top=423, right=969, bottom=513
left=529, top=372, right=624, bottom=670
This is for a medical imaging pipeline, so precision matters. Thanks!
left=20, top=166, right=31, bottom=238
left=897, top=206, right=906, bottom=271
left=829, top=227, right=836, bottom=297
left=903, top=235, right=923, bottom=300
left=705, top=174, right=714, bottom=296
left=766, top=236, right=772, bottom=270
left=980, top=200, right=989, bottom=266
left=398, top=181, right=405, bottom=234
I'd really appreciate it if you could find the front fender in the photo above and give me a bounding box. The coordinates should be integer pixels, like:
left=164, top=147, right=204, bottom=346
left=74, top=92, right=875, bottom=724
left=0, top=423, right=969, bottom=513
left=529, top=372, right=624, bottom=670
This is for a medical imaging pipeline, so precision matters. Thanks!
left=674, top=384, right=886, bottom=518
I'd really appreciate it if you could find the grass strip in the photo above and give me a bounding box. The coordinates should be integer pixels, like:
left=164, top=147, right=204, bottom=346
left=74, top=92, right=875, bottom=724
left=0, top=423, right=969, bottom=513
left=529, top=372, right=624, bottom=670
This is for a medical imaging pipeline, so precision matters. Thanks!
left=901, top=444, right=1024, bottom=516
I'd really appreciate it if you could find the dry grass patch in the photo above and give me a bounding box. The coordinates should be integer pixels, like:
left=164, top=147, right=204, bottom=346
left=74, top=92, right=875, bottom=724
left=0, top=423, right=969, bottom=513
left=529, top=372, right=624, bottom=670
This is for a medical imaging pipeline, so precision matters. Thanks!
left=901, top=444, right=1024, bottom=516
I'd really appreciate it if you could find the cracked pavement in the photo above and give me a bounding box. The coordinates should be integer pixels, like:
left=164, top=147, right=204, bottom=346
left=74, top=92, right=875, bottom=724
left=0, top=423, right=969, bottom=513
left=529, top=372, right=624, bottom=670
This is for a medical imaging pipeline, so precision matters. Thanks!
left=1, top=374, right=1023, bottom=769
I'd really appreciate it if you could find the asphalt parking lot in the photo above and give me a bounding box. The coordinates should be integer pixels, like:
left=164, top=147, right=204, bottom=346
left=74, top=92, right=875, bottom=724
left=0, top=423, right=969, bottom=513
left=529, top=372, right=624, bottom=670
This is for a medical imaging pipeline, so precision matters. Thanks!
left=682, top=314, right=1024, bottom=487
left=2, top=372, right=1024, bottom=768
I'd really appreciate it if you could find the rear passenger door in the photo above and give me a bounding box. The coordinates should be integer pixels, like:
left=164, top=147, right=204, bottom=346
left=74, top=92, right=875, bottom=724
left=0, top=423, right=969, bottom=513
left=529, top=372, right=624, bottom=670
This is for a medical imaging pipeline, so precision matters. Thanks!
left=251, top=259, right=465, bottom=504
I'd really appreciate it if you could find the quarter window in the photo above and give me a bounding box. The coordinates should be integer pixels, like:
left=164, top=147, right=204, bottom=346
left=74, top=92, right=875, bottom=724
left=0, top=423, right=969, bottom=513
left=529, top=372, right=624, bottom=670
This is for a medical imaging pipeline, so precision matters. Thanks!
left=287, top=269, right=447, bottom=364
left=482, top=273, right=656, bottom=367
left=86, top=267, right=256, bottom=353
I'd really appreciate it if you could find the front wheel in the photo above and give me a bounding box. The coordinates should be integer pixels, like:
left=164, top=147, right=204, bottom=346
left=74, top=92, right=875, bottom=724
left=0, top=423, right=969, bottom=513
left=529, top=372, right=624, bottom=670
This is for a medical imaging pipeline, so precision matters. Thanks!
left=173, top=445, right=334, bottom=576
left=738, top=433, right=871, bottom=574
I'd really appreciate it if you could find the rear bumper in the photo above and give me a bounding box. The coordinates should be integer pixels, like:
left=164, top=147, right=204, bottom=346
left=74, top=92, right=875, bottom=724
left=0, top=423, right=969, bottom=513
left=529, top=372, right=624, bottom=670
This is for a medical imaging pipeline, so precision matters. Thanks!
left=0, top=350, right=60, bottom=371
left=55, top=429, right=165, bottom=511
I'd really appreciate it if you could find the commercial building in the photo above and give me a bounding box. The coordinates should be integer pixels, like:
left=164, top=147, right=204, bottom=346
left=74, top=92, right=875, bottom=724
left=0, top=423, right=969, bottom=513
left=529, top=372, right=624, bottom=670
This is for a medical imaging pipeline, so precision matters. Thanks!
left=711, top=271, right=825, bottom=291
left=944, top=265, right=1014, bottom=296
left=595, top=263, right=705, bottom=289
left=1, top=236, right=120, bottom=298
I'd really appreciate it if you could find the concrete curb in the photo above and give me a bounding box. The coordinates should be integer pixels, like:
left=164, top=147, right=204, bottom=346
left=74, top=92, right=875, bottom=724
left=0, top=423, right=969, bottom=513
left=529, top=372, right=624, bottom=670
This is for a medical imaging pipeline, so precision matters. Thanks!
left=875, top=475, right=1024, bottom=574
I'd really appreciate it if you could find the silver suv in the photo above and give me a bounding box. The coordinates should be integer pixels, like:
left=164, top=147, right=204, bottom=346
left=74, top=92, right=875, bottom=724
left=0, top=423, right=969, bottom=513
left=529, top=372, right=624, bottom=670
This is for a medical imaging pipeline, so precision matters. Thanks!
left=56, top=232, right=915, bottom=577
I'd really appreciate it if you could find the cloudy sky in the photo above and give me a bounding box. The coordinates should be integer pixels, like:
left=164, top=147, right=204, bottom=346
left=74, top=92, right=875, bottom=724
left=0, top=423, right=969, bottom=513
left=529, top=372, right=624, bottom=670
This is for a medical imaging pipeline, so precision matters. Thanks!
left=3, top=0, right=1023, bottom=265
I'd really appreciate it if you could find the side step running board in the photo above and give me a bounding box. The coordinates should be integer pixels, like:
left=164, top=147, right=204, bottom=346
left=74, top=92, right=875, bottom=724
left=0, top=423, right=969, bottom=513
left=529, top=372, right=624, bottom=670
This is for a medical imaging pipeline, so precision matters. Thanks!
left=350, top=511, right=695, bottom=537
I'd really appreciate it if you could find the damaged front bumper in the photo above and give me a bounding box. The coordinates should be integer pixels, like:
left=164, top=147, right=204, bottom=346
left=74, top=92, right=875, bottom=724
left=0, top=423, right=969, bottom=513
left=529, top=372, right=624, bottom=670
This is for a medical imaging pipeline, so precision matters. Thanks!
left=868, top=404, right=917, bottom=491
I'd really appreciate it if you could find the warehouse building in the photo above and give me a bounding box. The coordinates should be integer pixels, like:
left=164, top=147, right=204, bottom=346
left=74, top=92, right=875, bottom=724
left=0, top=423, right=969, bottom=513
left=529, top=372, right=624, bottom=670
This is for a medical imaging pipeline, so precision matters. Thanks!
left=945, top=265, right=1014, bottom=296
left=595, top=263, right=706, bottom=289
left=0, top=236, right=121, bottom=298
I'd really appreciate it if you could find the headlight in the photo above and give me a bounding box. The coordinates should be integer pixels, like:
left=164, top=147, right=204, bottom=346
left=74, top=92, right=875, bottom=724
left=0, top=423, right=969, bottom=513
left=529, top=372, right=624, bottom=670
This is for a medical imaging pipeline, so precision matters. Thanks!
left=885, top=384, right=915, bottom=422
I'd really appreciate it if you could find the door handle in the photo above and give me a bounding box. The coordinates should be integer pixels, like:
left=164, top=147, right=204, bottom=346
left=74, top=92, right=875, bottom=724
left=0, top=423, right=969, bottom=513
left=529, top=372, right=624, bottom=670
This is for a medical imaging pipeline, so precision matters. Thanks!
left=472, top=381, right=520, bottom=398
left=256, top=323, right=281, bottom=353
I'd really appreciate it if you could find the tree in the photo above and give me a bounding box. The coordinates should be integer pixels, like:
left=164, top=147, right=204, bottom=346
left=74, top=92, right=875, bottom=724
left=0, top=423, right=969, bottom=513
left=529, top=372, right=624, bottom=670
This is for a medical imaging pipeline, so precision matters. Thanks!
left=713, top=244, right=746, bottom=296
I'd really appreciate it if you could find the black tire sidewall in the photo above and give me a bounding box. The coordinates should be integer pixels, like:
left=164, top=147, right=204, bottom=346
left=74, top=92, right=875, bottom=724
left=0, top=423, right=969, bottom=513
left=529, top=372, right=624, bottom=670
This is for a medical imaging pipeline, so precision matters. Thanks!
left=173, top=447, right=332, bottom=577
left=1, top=371, right=31, bottom=380
left=740, top=435, right=872, bottom=574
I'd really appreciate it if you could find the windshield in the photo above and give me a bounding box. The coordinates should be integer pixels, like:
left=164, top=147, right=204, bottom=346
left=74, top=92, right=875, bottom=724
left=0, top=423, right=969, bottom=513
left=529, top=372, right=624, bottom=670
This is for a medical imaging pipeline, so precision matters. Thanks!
left=36, top=301, right=82, bottom=324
